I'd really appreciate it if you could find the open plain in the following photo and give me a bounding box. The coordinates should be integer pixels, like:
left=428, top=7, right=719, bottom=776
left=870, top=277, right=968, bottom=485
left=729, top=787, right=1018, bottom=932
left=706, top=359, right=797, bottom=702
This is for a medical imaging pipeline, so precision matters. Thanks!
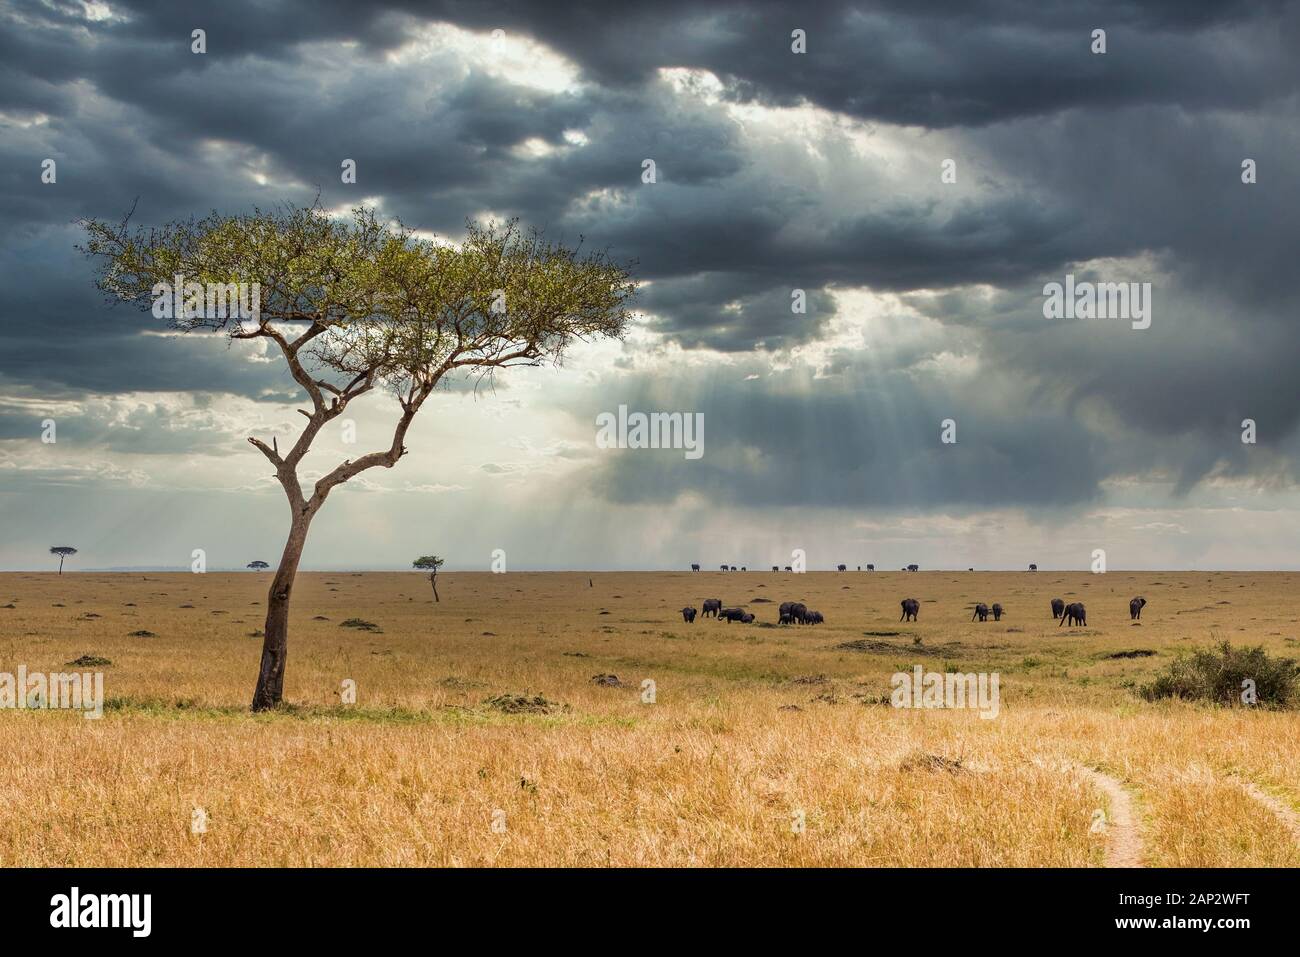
left=0, top=569, right=1297, bottom=867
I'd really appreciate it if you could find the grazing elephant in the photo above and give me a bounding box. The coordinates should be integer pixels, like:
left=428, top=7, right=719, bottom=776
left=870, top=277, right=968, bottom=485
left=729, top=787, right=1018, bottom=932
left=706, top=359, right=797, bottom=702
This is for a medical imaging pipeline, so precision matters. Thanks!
left=1058, top=602, right=1086, bottom=627
left=784, top=565, right=793, bottom=572
left=1129, top=596, right=1147, bottom=620
left=789, top=602, right=809, bottom=624
left=866, top=564, right=875, bottom=571
left=1051, top=597, right=1065, bottom=619
left=972, top=603, right=989, bottom=622
left=900, top=598, right=920, bottom=622
left=772, top=566, right=779, bottom=572
left=806, top=611, right=824, bottom=625
left=720, top=607, right=749, bottom=622
left=836, top=564, right=847, bottom=572
left=702, top=598, right=722, bottom=618
left=991, top=603, right=1003, bottom=622
left=907, top=564, right=919, bottom=572
left=690, top=564, right=700, bottom=572
left=681, top=606, right=697, bottom=623
left=740, top=566, right=747, bottom=572
left=740, top=612, right=755, bottom=623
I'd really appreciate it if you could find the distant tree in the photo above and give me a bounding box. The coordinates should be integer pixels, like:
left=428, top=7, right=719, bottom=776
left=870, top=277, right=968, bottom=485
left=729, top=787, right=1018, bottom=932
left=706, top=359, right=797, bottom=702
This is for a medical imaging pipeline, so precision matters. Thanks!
left=413, top=555, right=444, bottom=602
left=247, top=561, right=270, bottom=570
left=81, top=202, right=635, bottom=711
left=49, top=546, right=77, bottom=574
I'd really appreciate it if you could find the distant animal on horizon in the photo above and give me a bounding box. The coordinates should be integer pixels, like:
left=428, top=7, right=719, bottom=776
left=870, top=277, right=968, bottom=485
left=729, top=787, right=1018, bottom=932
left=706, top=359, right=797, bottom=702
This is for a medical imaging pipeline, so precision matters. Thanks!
left=972, top=603, right=990, bottom=622
left=866, top=564, right=875, bottom=571
left=784, top=565, right=793, bottom=572
left=836, top=564, right=847, bottom=572
left=1059, top=602, right=1086, bottom=627
left=740, top=566, right=746, bottom=571
left=907, top=564, right=919, bottom=572
left=1129, top=596, right=1147, bottom=620
left=991, top=603, right=1003, bottom=621
left=702, top=598, right=722, bottom=618
left=1051, top=597, right=1065, bottom=619
left=1029, top=563, right=1038, bottom=571
left=729, top=566, right=737, bottom=572
left=691, top=564, right=700, bottom=572
left=772, top=566, right=779, bottom=572
left=681, top=606, right=697, bottom=623
left=900, top=598, right=920, bottom=622
left=719, top=564, right=729, bottom=571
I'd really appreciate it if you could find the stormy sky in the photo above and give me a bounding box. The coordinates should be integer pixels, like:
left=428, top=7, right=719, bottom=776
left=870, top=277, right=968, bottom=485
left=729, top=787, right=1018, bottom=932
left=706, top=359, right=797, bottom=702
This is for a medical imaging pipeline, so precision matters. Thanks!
left=2, top=0, right=1300, bottom=571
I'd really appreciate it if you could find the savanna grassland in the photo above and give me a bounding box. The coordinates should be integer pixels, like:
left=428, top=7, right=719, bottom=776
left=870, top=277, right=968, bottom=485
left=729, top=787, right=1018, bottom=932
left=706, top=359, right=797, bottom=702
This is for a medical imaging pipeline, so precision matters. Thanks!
left=0, top=570, right=1297, bottom=867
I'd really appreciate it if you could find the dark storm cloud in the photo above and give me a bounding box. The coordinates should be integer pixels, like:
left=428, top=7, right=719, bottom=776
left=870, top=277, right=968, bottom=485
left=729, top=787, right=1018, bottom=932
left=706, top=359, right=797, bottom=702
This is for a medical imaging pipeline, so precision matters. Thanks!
left=1, top=0, right=1299, bottom=512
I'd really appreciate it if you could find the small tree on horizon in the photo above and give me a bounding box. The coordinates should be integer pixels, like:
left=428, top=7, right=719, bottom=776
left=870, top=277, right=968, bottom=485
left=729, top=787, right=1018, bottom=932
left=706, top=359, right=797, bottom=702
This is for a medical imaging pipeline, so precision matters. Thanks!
left=81, top=202, right=635, bottom=711
left=413, top=555, right=444, bottom=602
left=50, top=546, right=78, bottom=574
left=247, top=561, right=270, bottom=570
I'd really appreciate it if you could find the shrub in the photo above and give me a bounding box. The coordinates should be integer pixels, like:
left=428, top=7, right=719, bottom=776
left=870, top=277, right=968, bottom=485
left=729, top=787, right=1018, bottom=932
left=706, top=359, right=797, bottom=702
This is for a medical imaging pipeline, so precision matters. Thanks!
left=1140, top=641, right=1298, bottom=708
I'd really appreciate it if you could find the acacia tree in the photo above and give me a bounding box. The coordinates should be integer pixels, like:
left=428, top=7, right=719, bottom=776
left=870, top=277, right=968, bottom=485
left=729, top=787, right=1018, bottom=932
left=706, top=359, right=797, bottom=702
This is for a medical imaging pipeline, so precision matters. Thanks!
left=50, top=546, right=77, bottom=574
left=81, top=203, right=635, bottom=710
left=247, top=561, right=270, bottom=570
left=412, top=555, right=444, bottom=602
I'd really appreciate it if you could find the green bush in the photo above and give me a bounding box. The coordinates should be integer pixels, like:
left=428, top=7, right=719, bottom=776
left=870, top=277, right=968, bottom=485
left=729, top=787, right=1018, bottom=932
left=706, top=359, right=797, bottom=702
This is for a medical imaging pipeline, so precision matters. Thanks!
left=1140, top=641, right=1299, bottom=708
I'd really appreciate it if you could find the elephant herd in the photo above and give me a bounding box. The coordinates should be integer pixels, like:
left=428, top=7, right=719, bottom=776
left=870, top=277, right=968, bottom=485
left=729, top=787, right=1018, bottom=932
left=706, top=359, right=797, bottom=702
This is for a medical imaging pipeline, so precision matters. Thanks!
left=681, top=598, right=823, bottom=626
left=679, top=594, right=1149, bottom=628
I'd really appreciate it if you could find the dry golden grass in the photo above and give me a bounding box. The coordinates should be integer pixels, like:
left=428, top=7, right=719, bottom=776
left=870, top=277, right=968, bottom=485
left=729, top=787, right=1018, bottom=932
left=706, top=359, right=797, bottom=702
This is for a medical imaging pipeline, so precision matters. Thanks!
left=0, top=569, right=1297, bottom=866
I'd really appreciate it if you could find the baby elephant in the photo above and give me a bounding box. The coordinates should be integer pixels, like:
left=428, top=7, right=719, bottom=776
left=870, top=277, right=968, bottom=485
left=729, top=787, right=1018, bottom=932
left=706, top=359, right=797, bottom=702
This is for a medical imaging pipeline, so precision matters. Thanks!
left=805, top=610, right=824, bottom=625
left=991, top=603, right=1003, bottom=622
left=681, top=606, right=697, bottom=623
left=720, top=607, right=751, bottom=623
left=1129, top=596, right=1147, bottom=620
left=900, top=598, right=920, bottom=622
left=972, top=603, right=990, bottom=622
left=1058, top=602, right=1086, bottom=627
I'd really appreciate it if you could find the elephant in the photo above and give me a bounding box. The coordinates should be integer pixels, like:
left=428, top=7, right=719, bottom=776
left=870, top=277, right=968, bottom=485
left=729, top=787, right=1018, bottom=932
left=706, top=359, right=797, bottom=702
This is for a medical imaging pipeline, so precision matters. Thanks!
left=1029, top=564, right=1038, bottom=571
left=772, top=566, right=780, bottom=572
left=1051, top=597, right=1065, bottom=619
left=690, top=564, right=700, bottom=572
left=972, top=603, right=990, bottom=622
left=1129, top=596, right=1147, bottom=620
left=1058, top=602, right=1086, bottom=627
left=740, top=612, right=755, bottom=623
left=784, top=565, right=793, bottom=572
left=991, top=603, right=1003, bottom=622
left=702, top=598, right=722, bottom=618
left=720, top=607, right=749, bottom=622
left=806, top=611, right=824, bottom=625
left=681, top=606, right=697, bottom=623
left=907, top=564, right=919, bottom=572
left=836, top=564, right=847, bottom=572
left=866, top=564, right=875, bottom=571
left=900, top=598, right=920, bottom=622
left=740, top=566, right=747, bottom=572
left=788, top=602, right=809, bottom=624
left=719, top=565, right=729, bottom=571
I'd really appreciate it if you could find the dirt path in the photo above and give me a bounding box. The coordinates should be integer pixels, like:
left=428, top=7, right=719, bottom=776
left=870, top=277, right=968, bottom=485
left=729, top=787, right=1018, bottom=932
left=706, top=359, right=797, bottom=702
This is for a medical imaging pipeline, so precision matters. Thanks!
left=1075, top=764, right=1143, bottom=867
left=1234, top=778, right=1300, bottom=842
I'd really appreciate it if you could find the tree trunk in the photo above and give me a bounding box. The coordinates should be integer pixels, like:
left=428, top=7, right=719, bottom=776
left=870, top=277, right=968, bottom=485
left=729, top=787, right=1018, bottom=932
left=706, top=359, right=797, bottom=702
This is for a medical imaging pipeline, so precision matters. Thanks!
left=57, top=556, right=64, bottom=574
left=429, top=572, right=439, bottom=603
left=251, top=514, right=313, bottom=711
